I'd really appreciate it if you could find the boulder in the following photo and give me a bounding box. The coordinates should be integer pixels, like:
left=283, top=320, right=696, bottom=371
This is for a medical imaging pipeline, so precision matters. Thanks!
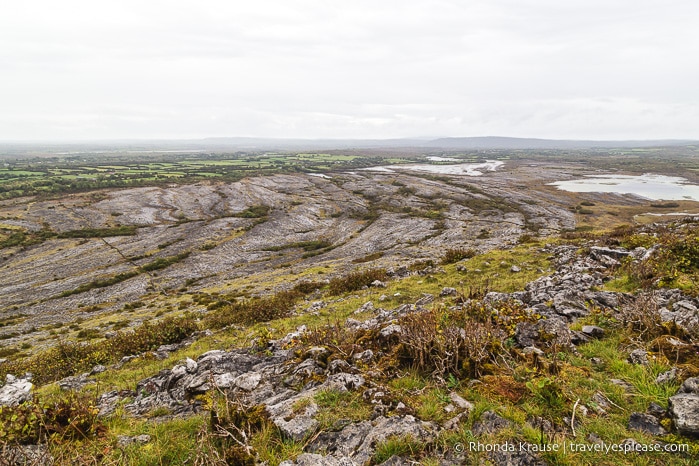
left=656, top=368, right=677, bottom=385
left=581, top=325, right=605, bottom=338
left=0, top=374, right=32, bottom=407
left=669, top=377, right=699, bottom=435
left=628, top=349, right=649, bottom=365
left=472, top=411, right=513, bottom=435
left=628, top=412, right=667, bottom=435
left=275, top=415, right=320, bottom=442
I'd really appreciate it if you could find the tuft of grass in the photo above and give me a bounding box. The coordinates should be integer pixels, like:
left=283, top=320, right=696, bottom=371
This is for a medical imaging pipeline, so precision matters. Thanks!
left=314, top=389, right=372, bottom=430
left=372, top=434, right=425, bottom=464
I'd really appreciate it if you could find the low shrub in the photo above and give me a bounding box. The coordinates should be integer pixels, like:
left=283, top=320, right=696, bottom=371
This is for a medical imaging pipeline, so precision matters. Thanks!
left=327, top=268, right=388, bottom=295
left=440, top=248, right=477, bottom=265
left=398, top=307, right=505, bottom=379
left=351, top=251, right=384, bottom=264
left=234, top=205, right=270, bottom=218
left=59, top=270, right=139, bottom=297
left=0, top=315, right=199, bottom=386
left=291, top=281, right=325, bottom=294
left=650, top=202, right=680, bottom=208
left=0, top=392, right=104, bottom=445
left=140, top=252, right=190, bottom=272
left=203, top=290, right=301, bottom=329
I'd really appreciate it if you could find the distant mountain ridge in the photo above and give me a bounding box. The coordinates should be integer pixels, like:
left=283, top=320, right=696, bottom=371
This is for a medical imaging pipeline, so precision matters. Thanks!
left=1, top=136, right=697, bottom=155
left=197, top=136, right=699, bottom=150
left=421, top=136, right=698, bottom=150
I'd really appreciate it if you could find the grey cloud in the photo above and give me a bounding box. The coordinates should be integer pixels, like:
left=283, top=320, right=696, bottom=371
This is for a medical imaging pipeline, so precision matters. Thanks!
left=1, top=0, right=698, bottom=140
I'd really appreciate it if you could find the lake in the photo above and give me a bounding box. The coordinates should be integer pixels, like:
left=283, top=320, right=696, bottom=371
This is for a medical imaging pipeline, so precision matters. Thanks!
left=362, top=160, right=504, bottom=176
left=549, top=174, right=699, bottom=201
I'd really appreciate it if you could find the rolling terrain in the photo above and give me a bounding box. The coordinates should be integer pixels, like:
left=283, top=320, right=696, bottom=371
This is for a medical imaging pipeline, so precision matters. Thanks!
left=3, top=147, right=699, bottom=465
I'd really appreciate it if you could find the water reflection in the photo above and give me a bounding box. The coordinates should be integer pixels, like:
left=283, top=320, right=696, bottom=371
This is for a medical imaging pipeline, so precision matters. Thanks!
left=362, top=160, right=503, bottom=176
left=549, top=174, right=699, bottom=201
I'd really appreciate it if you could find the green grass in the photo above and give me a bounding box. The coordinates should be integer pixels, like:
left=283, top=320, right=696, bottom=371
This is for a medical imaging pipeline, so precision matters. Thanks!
left=12, top=219, right=699, bottom=465
left=314, top=389, right=372, bottom=429
left=372, top=434, right=425, bottom=464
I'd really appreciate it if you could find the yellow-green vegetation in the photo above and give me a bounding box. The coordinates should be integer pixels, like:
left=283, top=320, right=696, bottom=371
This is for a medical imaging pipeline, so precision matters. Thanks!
left=7, top=222, right=699, bottom=464
left=593, top=221, right=699, bottom=293
left=372, top=434, right=425, bottom=464
left=313, top=389, right=372, bottom=429
left=0, top=315, right=199, bottom=385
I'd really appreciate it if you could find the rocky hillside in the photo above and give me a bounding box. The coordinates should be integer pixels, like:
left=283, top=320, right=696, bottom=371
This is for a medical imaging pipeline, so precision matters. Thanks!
left=3, top=217, right=699, bottom=464
left=0, top=162, right=581, bottom=350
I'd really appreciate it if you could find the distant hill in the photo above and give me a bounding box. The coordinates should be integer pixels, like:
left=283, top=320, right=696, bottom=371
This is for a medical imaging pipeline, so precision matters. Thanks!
left=419, top=136, right=698, bottom=150
left=195, top=136, right=698, bottom=151
left=1, top=136, right=697, bottom=156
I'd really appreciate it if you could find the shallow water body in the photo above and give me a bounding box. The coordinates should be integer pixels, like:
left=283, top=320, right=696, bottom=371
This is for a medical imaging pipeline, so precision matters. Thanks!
left=549, top=174, right=699, bottom=201
left=363, top=160, right=504, bottom=176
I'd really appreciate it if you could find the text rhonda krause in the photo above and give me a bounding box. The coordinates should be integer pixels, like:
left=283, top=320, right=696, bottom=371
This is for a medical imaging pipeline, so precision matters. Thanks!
left=468, top=441, right=688, bottom=454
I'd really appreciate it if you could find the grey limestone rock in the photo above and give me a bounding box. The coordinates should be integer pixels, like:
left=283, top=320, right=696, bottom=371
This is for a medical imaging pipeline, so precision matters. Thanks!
left=628, top=348, right=649, bottom=365
left=472, top=411, right=513, bottom=435
left=628, top=412, right=667, bottom=436
left=669, top=377, right=699, bottom=435
left=275, top=415, right=320, bottom=442
left=0, top=374, right=33, bottom=407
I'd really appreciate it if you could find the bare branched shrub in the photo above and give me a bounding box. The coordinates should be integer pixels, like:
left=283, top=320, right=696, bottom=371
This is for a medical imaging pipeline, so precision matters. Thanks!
left=462, top=321, right=503, bottom=378
left=398, top=308, right=504, bottom=380
left=617, top=293, right=667, bottom=341
left=302, top=321, right=364, bottom=359
left=194, top=389, right=270, bottom=466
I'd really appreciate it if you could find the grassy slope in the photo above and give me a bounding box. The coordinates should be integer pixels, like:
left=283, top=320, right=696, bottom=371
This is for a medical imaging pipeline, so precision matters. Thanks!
left=2, top=230, right=697, bottom=465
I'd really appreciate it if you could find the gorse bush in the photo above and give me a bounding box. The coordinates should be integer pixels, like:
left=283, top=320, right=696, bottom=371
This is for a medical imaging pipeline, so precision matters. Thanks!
left=0, top=315, right=199, bottom=386
left=614, top=226, right=699, bottom=289
left=667, top=233, right=699, bottom=273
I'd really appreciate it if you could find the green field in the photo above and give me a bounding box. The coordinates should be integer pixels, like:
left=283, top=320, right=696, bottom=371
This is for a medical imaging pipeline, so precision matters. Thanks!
left=0, top=152, right=410, bottom=200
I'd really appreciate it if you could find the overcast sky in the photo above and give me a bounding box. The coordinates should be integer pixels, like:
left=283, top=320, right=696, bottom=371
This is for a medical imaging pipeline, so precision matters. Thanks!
left=1, top=0, right=698, bottom=141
